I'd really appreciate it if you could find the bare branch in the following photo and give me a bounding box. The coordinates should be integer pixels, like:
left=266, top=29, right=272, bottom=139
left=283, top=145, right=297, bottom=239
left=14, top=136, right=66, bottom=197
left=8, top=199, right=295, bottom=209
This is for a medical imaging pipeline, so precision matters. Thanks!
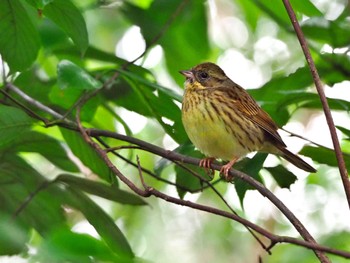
left=282, top=0, right=350, bottom=213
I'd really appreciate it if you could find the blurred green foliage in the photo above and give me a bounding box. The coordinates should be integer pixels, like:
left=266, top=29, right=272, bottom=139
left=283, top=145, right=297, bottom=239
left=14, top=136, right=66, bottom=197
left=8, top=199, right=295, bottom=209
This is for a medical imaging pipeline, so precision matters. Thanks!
left=0, top=0, right=349, bottom=262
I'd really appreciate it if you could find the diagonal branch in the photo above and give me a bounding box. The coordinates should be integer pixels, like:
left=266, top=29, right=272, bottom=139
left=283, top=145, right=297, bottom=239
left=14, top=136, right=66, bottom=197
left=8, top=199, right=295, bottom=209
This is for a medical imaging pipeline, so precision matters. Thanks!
left=282, top=0, right=350, bottom=212
left=87, top=128, right=331, bottom=262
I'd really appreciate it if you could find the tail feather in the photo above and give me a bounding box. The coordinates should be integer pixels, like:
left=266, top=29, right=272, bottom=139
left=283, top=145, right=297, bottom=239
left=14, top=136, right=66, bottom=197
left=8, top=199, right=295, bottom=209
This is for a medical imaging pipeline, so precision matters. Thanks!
left=280, top=148, right=316, bottom=173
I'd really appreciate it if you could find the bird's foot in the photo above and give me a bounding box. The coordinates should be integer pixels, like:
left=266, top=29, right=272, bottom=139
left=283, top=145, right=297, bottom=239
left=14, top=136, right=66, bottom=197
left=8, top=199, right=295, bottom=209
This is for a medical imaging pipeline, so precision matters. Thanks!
left=199, top=157, right=215, bottom=178
left=220, top=158, right=238, bottom=182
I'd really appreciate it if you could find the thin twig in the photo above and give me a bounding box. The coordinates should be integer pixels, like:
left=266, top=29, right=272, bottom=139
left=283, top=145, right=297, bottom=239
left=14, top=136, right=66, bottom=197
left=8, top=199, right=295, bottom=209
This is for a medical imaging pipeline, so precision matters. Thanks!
left=88, top=128, right=330, bottom=261
left=282, top=0, right=350, bottom=213
left=84, top=126, right=350, bottom=258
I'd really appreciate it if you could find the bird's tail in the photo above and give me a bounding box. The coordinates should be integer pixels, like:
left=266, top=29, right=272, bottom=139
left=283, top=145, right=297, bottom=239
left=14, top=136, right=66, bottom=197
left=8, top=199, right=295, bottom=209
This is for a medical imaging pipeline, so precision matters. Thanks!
left=280, top=148, right=316, bottom=173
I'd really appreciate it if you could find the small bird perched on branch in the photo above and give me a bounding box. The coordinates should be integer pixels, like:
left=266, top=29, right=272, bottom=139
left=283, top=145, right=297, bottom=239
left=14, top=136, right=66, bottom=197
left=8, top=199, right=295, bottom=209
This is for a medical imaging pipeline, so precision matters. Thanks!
left=180, top=62, right=316, bottom=180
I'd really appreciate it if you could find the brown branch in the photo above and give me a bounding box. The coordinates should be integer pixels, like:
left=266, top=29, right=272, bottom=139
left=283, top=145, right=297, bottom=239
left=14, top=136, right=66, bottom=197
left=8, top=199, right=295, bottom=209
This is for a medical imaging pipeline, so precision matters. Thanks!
left=282, top=0, right=350, bottom=213
left=3, top=82, right=347, bottom=259
left=86, top=128, right=339, bottom=261
left=81, top=127, right=349, bottom=259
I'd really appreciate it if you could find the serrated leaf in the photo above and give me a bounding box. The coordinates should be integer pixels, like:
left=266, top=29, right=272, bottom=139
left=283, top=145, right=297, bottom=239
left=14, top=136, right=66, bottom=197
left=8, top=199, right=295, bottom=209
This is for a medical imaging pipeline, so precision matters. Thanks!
left=60, top=128, right=113, bottom=183
left=56, top=174, right=147, bottom=206
left=43, top=0, right=88, bottom=53
left=57, top=60, right=101, bottom=90
left=0, top=105, right=33, bottom=147
left=265, top=165, right=297, bottom=188
left=0, top=0, right=40, bottom=72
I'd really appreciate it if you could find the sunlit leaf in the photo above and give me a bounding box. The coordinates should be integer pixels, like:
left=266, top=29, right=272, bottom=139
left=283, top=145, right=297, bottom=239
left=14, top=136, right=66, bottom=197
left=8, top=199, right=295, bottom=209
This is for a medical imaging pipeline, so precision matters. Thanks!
left=57, top=60, right=101, bottom=90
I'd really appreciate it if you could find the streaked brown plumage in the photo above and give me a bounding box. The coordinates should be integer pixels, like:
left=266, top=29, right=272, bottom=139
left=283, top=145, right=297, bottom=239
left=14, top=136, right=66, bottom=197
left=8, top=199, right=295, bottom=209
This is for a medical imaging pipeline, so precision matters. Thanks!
left=180, top=62, right=316, bottom=179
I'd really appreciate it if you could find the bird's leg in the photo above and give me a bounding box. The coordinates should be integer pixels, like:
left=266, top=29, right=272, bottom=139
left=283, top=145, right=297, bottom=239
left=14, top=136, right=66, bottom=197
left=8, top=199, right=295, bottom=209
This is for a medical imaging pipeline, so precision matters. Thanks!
left=220, top=157, right=238, bottom=182
left=199, top=157, right=215, bottom=177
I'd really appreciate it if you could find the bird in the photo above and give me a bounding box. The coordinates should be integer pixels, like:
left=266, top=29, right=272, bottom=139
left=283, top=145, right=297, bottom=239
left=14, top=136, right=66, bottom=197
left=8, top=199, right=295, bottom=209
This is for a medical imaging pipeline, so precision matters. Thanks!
left=180, top=62, right=316, bottom=180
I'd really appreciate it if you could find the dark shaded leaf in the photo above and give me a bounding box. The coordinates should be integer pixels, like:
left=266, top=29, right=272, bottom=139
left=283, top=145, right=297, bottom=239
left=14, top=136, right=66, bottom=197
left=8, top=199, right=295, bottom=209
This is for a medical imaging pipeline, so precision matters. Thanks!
left=0, top=105, right=33, bottom=147
left=173, top=143, right=211, bottom=199
left=300, top=146, right=350, bottom=171
left=265, top=165, right=297, bottom=188
left=0, top=214, right=30, bottom=255
left=116, top=73, right=186, bottom=143
left=0, top=154, right=66, bottom=236
left=234, top=153, right=267, bottom=206
left=0, top=0, right=40, bottom=72
left=249, top=67, right=313, bottom=125
left=121, top=0, right=210, bottom=85
left=43, top=0, right=88, bottom=53
left=301, top=17, right=350, bottom=48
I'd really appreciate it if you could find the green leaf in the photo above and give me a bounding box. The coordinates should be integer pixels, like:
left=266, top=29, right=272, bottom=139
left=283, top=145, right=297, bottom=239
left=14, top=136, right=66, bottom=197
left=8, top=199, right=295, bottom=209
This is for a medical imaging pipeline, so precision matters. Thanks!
left=0, top=0, right=40, bottom=72
left=118, top=74, right=187, bottom=143
left=43, top=0, right=88, bottom=53
left=234, top=153, right=267, bottom=206
left=291, top=0, right=322, bottom=17
left=173, top=143, right=212, bottom=199
left=0, top=105, right=33, bottom=147
left=57, top=60, right=101, bottom=90
left=25, top=0, right=54, bottom=9
left=301, top=16, right=350, bottom=48
left=60, top=129, right=113, bottom=183
left=0, top=214, right=30, bottom=255
left=56, top=174, right=147, bottom=206
left=0, top=154, right=66, bottom=236
left=278, top=92, right=350, bottom=112
left=300, top=146, right=350, bottom=171
left=249, top=67, right=313, bottom=125
left=37, top=229, right=121, bottom=262
left=1, top=130, right=79, bottom=173
left=121, top=0, right=210, bottom=85
left=14, top=69, right=53, bottom=105
left=336, top=126, right=350, bottom=139
left=62, top=187, right=134, bottom=260
left=265, top=165, right=297, bottom=188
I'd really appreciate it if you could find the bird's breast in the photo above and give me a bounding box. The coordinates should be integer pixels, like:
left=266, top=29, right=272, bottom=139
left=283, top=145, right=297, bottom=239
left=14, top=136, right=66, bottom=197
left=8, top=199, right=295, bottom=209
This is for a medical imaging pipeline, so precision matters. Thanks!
left=182, top=91, right=264, bottom=160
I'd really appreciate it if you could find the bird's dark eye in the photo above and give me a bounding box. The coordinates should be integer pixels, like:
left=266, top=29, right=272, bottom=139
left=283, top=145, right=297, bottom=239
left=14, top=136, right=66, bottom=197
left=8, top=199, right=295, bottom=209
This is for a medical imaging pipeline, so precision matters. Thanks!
left=198, top=71, right=209, bottom=80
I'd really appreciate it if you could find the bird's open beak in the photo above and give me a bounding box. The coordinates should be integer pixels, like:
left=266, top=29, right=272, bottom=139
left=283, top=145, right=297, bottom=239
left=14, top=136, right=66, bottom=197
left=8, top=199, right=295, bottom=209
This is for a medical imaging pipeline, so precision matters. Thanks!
left=179, top=70, right=194, bottom=80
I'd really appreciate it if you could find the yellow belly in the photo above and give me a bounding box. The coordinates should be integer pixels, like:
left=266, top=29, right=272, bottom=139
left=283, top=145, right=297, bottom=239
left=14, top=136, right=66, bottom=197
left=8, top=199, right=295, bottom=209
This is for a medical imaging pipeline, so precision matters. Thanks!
left=182, top=100, right=262, bottom=160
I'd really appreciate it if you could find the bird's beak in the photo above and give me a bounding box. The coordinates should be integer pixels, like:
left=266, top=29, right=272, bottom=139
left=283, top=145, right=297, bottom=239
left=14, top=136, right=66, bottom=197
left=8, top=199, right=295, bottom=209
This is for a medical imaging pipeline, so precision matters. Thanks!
left=179, top=70, right=194, bottom=80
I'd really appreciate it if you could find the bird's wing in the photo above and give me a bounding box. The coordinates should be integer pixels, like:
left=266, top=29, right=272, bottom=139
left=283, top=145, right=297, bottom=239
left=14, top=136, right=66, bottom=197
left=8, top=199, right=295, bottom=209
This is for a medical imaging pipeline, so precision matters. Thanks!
left=228, top=85, right=286, bottom=147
